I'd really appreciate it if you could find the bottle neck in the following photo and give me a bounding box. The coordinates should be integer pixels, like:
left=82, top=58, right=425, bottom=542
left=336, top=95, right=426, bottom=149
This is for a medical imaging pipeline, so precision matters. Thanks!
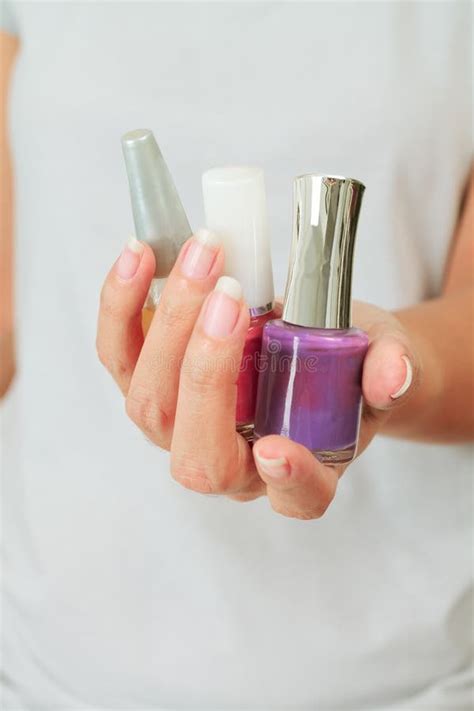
left=249, top=302, right=274, bottom=318
left=144, top=277, right=166, bottom=310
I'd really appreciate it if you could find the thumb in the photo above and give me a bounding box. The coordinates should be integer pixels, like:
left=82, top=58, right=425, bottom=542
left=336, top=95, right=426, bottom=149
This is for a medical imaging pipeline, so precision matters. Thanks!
left=360, top=315, right=420, bottom=412
left=352, top=304, right=422, bottom=456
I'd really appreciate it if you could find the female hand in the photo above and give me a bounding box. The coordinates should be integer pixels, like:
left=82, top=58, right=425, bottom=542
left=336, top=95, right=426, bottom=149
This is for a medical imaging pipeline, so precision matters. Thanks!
left=97, top=231, right=420, bottom=519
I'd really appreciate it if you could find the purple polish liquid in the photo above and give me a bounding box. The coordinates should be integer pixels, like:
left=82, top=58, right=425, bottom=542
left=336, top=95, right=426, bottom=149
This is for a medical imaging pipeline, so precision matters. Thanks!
left=254, top=320, right=369, bottom=463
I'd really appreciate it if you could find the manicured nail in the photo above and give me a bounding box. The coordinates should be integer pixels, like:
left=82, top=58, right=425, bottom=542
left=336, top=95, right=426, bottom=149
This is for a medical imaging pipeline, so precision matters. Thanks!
left=181, top=228, right=220, bottom=279
left=390, top=355, right=413, bottom=399
left=255, top=452, right=289, bottom=478
left=202, top=276, right=242, bottom=339
left=116, top=236, right=144, bottom=280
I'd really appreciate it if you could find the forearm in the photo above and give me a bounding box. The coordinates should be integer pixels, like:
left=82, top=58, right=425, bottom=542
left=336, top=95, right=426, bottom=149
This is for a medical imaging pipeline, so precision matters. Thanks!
left=0, top=123, right=15, bottom=397
left=382, top=286, right=474, bottom=442
left=0, top=31, right=18, bottom=397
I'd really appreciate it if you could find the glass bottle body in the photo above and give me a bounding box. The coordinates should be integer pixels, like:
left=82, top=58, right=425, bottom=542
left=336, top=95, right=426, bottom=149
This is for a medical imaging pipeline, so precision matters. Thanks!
left=236, top=309, right=276, bottom=441
left=254, top=320, right=369, bottom=463
left=141, top=279, right=164, bottom=335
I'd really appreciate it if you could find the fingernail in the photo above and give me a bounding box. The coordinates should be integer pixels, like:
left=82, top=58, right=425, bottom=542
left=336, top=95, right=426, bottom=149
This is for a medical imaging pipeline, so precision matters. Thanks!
left=116, top=236, right=144, bottom=280
left=255, top=452, right=289, bottom=478
left=202, top=276, right=242, bottom=339
left=390, top=355, right=413, bottom=399
left=181, top=228, right=220, bottom=279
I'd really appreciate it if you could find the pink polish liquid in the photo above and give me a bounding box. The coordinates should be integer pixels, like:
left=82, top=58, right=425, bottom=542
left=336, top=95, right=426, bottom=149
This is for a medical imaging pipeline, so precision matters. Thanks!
left=202, top=166, right=275, bottom=444
left=236, top=309, right=276, bottom=440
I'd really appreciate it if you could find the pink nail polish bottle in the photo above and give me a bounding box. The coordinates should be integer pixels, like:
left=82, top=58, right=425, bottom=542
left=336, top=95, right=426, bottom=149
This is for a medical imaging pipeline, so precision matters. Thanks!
left=202, top=166, right=275, bottom=442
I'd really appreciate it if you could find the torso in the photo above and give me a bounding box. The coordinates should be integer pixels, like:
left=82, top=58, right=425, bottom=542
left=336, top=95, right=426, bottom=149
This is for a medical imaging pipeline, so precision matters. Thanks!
left=2, top=2, right=472, bottom=707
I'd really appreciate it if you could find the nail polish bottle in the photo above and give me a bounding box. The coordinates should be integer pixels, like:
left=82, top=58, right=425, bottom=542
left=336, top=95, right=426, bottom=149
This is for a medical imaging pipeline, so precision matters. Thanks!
left=202, top=166, right=275, bottom=442
left=254, top=175, right=368, bottom=463
left=121, top=129, right=192, bottom=333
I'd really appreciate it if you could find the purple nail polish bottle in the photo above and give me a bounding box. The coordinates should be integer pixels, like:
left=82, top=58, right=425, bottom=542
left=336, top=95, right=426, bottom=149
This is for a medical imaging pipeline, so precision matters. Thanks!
left=254, top=175, right=369, bottom=464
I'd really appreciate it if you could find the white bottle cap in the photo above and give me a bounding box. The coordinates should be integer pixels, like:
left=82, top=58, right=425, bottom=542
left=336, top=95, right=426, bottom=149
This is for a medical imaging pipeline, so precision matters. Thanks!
left=202, top=166, right=274, bottom=311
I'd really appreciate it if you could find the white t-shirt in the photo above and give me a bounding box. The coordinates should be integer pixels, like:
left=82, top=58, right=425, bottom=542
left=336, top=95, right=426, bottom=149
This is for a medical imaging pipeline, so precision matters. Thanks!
left=1, top=2, right=473, bottom=709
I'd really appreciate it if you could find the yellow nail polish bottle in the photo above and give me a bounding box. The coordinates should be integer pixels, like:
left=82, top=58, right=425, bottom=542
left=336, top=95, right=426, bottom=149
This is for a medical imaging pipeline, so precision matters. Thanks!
left=121, top=128, right=192, bottom=334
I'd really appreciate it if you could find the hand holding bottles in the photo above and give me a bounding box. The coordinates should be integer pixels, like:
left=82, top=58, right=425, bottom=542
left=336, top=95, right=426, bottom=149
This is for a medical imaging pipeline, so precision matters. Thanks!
left=96, top=233, right=419, bottom=519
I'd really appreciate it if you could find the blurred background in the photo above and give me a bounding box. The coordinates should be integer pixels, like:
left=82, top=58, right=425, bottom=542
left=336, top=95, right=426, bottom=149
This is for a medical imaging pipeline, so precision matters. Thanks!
left=0, top=2, right=472, bottom=709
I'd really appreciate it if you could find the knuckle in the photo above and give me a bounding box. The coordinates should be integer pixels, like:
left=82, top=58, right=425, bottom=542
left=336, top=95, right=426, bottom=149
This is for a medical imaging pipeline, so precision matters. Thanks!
left=182, top=357, right=230, bottom=396
left=292, top=510, right=321, bottom=521
left=125, top=386, right=169, bottom=437
left=99, top=281, right=113, bottom=312
left=309, top=499, right=331, bottom=518
left=227, top=489, right=264, bottom=503
left=170, top=458, right=215, bottom=494
left=157, top=295, right=195, bottom=331
left=100, top=299, right=122, bottom=322
left=170, top=455, right=237, bottom=495
left=99, top=282, right=125, bottom=322
left=270, top=499, right=330, bottom=521
left=185, top=362, right=214, bottom=392
left=96, top=337, right=129, bottom=389
left=227, top=473, right=266, bottom=502
left=110, top=359, right=130, bottom=385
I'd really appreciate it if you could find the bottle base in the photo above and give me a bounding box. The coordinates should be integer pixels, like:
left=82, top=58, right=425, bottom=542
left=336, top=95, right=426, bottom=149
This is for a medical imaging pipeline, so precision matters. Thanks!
left=312, top=446, right=356, bottom=465
left=237, top=422, right=255, bottom=444
left=254, top=433, right=356, bottom=464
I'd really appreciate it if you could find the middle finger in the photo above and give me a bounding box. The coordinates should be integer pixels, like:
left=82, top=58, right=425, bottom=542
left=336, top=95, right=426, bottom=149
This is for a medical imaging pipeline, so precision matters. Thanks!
left=126, top=229, right=223, bottom=448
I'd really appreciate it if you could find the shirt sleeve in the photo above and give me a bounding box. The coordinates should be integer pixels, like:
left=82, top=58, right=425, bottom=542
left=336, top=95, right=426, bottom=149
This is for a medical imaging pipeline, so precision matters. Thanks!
left=0, top=0, right=19, bottom=36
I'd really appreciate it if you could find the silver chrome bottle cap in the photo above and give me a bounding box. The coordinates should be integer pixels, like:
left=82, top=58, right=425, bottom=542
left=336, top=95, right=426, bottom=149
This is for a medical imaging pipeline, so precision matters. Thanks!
left=121, top=129, right=192, bottom=279
left=282, top=174, right=365, bottom=330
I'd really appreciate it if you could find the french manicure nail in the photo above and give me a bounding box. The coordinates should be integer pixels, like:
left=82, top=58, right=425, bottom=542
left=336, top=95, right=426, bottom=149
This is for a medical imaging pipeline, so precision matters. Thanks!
left=116, top=236, right=144, bottom=280
left=181, top=228, right=220, bottom=279
left=390, top=355, right=413, bottom=399
left=202, top=276, right=242, bottom=339
left=254, top=452, right=289, bottom=478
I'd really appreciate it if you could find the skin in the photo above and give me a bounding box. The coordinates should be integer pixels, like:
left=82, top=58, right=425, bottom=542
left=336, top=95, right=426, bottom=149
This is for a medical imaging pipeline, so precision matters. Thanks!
left=1, top=30, right=473, bottom=520
left=94, top=177, right=474, bottom=519
left=0, top=30, right=18, bottom=397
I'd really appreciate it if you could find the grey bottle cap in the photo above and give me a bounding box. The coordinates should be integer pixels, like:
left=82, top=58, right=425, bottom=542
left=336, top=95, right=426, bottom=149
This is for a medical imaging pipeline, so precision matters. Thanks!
left=282, top=175, right=365, bottom=329
left=121, top=129, right=192, bottom=278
